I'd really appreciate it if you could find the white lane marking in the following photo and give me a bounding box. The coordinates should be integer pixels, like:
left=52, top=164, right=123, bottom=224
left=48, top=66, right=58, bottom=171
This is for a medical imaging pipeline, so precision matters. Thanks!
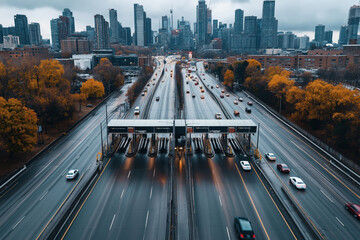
left=127, top=170, right=131, bottom=178
left=153, top=169, right=156, bottom=178
left=226, top=226, right=231, bottom=240
left=39, top=191, right=48, bottom=201
left=12, top=216, right=25, bottom=230
left=120, top=189, right=125, bottom=199
left=290, top=140, right=302, bottom=150
left=34, top=152, right=62, bottom=178
left=145, top=210, right=149, bottom=229
left=150, top=186, right=153, bottom=199
left=336, top=217, right=344, bottom=227
left=320, top=189, right=334, bottom=203
left=109, top=214, right=116, bottom=231
left=219, top=195, right=222, bottom=206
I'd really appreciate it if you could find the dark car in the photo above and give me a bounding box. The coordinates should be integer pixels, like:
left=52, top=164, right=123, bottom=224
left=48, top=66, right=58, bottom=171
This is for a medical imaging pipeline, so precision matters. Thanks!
left=234, top=217, right=255, bottom=240
left=345, top=203, right=360, bottom=219
left=245, top=107, right=252, bottom=113
left=192, top=94, right=196, bottom=98
left=277, top=163, right=290, bottom=173
left=156, top=96, right=160, bottom=101
left=220, top=94, right=225, bottom=98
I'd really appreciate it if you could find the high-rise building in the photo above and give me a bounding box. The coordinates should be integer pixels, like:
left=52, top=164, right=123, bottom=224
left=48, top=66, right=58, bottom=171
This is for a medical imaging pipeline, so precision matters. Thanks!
left=324, top=30, right=333, bottom=43
left=109, top=9, right=119, bottom=43
left=347, top=5, right=360, bottom=44
left=260, top=0, right=278, bottom=49
left=338, top=25, right=348, bottom=46
left=178, top=16, right=194, bottom=50
left=207, top=8, right=212, bottom=42
left=145, top=17, right=153, bottom=46
left=62, top=8, right=75, bottom=34
left=234, top=9, right=244, bottom=34
left=162, top=15, right=170, bottom=33
left=283, top=31, right=295, bottom=49
left=0, top=24, right=3, bottom=44
left=121, top=27, right=132, bottom=45
left=2, top=27, right=16, bottom=37
left=29, top=23, right=41, bottom=46
left=298, top=36, right=309, bottom=49
left=134, top=4, right=146, bottom=46
left=196, top=0, right=208, bottom=48
left=86, top=26, right=96, bottom=48
left=50, top=16, right=70, bottom=50
left=315, top=24, right=325, bottom=42
left=14, top=14, right=30, bottom=45
left=3, top=35, right=19, bottom=49
left=94, top=14, right=110, bottom=49
left=243, top=16, right=258, bottom=51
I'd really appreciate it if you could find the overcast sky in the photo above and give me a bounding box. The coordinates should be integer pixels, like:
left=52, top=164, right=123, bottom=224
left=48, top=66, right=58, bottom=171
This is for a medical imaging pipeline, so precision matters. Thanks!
left=0, top=0, right=357, bottom=42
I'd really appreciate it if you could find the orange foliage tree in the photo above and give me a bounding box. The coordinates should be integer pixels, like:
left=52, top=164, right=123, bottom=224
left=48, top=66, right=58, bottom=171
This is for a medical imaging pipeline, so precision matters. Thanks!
left=0, top=97, right=38, bottom=157
left=94, top=58, right=124, bottom=94
left=223, top=69, right=235, bottom=88
left=268, top=74, right=294, bottom=112
left=80, top=79, right=105, bottom=99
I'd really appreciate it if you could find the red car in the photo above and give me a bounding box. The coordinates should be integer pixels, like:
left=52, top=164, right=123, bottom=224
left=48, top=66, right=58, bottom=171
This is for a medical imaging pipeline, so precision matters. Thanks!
left=277, top=164, right=290, bottom=173
left=345, top=203, right=360, bottom=219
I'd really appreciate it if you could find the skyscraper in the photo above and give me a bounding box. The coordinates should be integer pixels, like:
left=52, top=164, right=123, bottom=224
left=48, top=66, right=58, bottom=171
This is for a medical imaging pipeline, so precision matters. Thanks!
left=29, top=23, right=41, bottom=46
left=314, top=24, right=325, bottom=42
left=14, top=14, right=30, bottom=45
left=347, top=5, right=360, bottom=44
left=109, top=9, right=119, bottom=43
left=234, top=9, right=244, bottom=34
left=243, top=16, right=258, bottom=51
left=162, top=16, right=170, bottom=33
left=196, top=0, right=208, bottom=48
left=94, top=14, right=110, bottom=49
left=260, top=0, right=278, bottom=49
left=0, top=24, right=3, bottom=44
left=145, top=17, right=153, bottom=46
left=324, top=30, right=333, bottom=43
left=338, top=25, right=348, bottom=46
left=134, top=4, right=145, bottom=46
left=50, top=16, right=70, bottom=50
left=62, top=8, right=75, bottom=34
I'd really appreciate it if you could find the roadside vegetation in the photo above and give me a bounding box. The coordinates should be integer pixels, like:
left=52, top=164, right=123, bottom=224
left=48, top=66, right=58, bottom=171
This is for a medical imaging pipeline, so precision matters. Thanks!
left=210, top=60, right=360, bottom=160
left=126, top=66, right=153, bottom=105
left=0, top=57, right=123, bottom=170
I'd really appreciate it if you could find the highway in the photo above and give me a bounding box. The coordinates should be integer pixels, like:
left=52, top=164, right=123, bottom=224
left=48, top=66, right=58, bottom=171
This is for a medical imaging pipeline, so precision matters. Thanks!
left=0, top=76, right=133, bottom=240
left=184, top=66, right=299, bottom=240
left=196, top=61, right=360, bottom=240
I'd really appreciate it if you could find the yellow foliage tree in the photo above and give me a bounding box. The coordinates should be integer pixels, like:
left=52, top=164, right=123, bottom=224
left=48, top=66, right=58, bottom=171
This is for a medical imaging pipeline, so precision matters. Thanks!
left=37, top=59, right=67, bottom=90
left=223, top=69, right=235, bottom=88
left=80, top=79, right=105, bottom=99
left=0, top=97, right=38, bottom=157
left=264, top=66, right=291, bottom=80
left=268, top=74, right=294, bottom=98
left=245, top=59, right=262, bottom=77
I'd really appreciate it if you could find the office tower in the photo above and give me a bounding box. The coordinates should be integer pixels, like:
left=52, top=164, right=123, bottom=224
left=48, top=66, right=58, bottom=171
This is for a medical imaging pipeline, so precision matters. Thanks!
left=338, top=25, right=348, bottom=45
left=162, top=15, right=170, bottom=33
left=324, top=30, right=333, bottom=43
left=109, top=9, right=119, bottom=43
left=134, top=4, right=145, bottom=46
left=145, top=17, right=152, bottom=46
left=86, top=26, right=96, bottom=48
left=299, top=36, right=309, bottom=49
left=277, top=32, right=284, bottom=48
left=196, top=0, right=208, bottom=48
left=29, top=22, right=41, bottom=45
left=0, top=24, right=3, bottom=44
left=122, top=27, right=131, bottom=45
left=347, top=5, right=360, bottom=44
left=315, top=24, right=325, bottom=42
left=234, top=9, right=244, bottom=34
left=14, top=14, right=30, bottom=45
left=94, top=14, right=110, bottom=49
left=283, top=31, right=295, bottom=49
left=51, top=16, right=70, bottom=50
left=178, top=16, right=194, bottom=50
left=62, top=8, right=75, bottom=34
left=207, top=8, right=212, bottom=42
left=260, top=0, right=278, bottom=49
left=243, top=16, right=258, bottom=51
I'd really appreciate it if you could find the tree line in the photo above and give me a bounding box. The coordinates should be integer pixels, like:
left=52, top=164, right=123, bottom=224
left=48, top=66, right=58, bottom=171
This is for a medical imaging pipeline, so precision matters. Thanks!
left=0, top=57, right=123, bottom=158
left=212, top=59, right=360, bottom=159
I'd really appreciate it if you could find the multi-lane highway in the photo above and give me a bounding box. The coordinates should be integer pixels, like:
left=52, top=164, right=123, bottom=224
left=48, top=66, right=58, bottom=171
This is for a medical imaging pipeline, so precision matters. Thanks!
left=1, top=55, right=359, bottom=240
left=196, top=61, right=360, bottom=240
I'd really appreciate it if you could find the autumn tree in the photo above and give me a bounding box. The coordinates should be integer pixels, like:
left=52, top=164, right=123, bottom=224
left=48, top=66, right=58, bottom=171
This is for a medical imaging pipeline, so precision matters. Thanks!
left=0, top=97, right=38, bottom=157
left=223, top=69, right=235, bottom=88
left=94, top=58, right=124, bottom=94
left=80, top=78, right=105, bottom=99
left=268, top=74, right=294, bottom=113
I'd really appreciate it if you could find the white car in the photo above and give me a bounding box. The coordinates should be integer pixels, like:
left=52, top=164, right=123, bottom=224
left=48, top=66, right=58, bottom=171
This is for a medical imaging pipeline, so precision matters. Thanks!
left=66, top=169, right=79, bottom=180
left=289, top=177, right=306, bottom=190
left=265, top=153, right=276, bottom=161
left=134, top=106, right=140, bottom=115
left=240, top=161, right=251, bottom=171
left=233, top=100, right=239, bottom=105
left=215, top=113, right=222, bottom=119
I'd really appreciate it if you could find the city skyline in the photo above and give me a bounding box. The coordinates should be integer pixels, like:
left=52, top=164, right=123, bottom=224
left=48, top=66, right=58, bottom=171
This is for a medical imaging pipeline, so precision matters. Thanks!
left=0, top=0, right=357, bottom=41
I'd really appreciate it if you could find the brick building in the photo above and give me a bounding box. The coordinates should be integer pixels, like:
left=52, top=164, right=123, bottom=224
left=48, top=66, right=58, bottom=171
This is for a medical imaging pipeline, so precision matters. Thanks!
left=60, top=37, right=91, bottom=55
